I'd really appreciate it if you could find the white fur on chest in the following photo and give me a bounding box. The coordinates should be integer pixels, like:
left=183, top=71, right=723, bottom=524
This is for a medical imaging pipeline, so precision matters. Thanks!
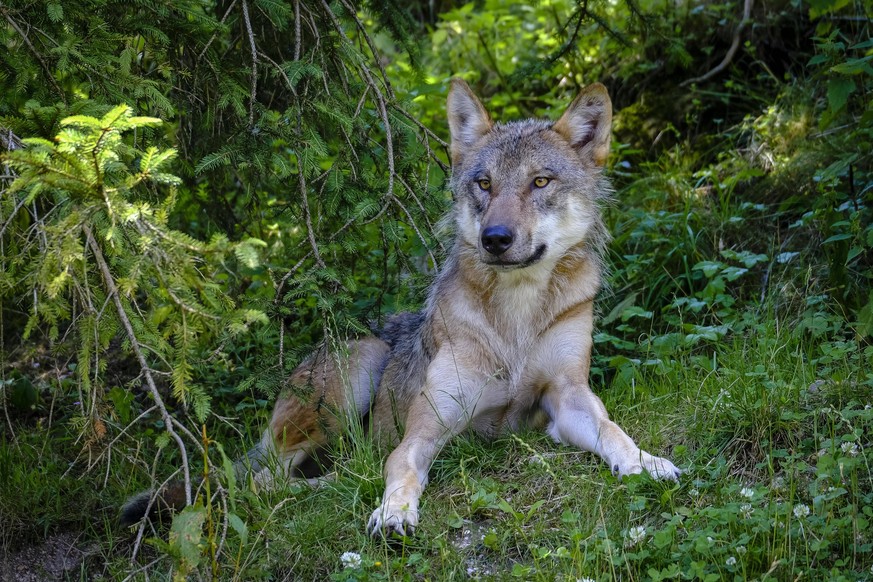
left=486, top=261, right=555, bottom=387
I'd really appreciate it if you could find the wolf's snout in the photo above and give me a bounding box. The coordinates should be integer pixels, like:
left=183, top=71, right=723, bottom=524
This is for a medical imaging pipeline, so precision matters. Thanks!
left=481, top=225, right=514, bottom=256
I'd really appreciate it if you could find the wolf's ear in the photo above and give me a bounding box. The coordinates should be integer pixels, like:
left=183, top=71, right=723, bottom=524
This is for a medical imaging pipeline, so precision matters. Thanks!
left=447, top=79, right=493, bottom=165
left=553, top=83, right=612, bottom=166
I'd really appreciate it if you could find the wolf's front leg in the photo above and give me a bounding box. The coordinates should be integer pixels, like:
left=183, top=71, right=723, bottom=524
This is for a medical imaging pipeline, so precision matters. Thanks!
left=542, top=380, right=681, bottom=480
left=368, top=356, right=489, bottom=537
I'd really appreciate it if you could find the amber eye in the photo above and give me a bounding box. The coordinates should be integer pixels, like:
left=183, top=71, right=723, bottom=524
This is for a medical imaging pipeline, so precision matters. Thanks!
left=477, top=179, right=491, bottom=191
left=533, top=177, right=551, bottom=188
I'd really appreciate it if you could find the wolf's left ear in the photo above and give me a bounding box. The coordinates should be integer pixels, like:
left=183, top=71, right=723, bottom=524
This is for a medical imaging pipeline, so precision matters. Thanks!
left=447, top=78, right=493, bottom=165
left=553, top=83, right=612, bottom=166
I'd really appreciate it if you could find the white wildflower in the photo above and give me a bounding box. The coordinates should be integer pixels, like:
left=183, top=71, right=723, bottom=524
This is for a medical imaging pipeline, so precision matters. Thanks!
left=741, top=504, right=753, bottom=518
left=840, top=442, right=859, bottom=457
left=740, top=487, right=754, bottom=499
left=707, top=536, right=714, bottom=543
left=726, top=556, right=737, bottom=566
left=625, top=525, right=647, bottom=547
left=776, top=252, right=799, bottom=264
left=737, top=545, right=747, bottom=555
left=689, top=488, right=700, bottom=497
left=793, top=504, right=810, bottom=519
left=340, top=551, right=362, bottom=569
left=576, top=578, right=596, bottom=582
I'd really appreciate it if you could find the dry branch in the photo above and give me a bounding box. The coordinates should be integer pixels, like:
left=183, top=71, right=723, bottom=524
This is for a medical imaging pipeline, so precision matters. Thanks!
left=84, top=226, right=192, bottom=507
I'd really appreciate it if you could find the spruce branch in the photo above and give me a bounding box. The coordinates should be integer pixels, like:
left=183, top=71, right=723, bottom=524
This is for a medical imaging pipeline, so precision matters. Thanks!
left=0, top=7, right=67, bottom=105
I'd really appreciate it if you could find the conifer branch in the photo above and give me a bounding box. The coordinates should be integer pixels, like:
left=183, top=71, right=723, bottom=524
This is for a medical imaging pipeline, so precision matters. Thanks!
left=0, top=8, right=67, bottom=105
left=83, top=225, right=192, bottom=508
left=336, top=0, right=395, bottom=100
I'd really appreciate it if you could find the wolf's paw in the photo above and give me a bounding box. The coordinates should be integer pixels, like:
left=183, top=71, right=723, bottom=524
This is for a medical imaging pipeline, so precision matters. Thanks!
left=367, top=503, right=418, bottom=538
left=611, top=450, right=682, bottom=481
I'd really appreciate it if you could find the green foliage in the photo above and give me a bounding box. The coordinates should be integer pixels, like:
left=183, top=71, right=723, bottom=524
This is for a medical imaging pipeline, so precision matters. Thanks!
left=1, top=0, right=872, bottom=579
left=3, top=107, right=265, bottom=424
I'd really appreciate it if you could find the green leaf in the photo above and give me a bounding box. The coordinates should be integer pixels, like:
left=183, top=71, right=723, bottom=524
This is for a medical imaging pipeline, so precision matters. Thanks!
left=168, top=504, right=206, bottom=576
left=227, top=513, right=248, bottom=546
left=822, top=233, right=852, bottom=244
left=830, top=55, right=873, bottom=75
left=827, top=77, right=856, bottom=113
left=808, top=0, right=851, bottom=18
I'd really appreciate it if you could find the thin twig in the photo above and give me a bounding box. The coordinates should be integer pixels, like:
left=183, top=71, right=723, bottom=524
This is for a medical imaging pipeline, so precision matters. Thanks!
left=681, top=0, right=754, bottom=87
left=198, top=0, right=238, bottom=62
left=294, top=0, right=301, bottom=61
left=241, top=0, right=258, bottom=127
left=296, top=139, right=324, bottom=269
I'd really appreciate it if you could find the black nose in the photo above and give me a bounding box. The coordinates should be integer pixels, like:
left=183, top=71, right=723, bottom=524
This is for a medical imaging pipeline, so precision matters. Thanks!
left=481, top=225, right=514, bottom=256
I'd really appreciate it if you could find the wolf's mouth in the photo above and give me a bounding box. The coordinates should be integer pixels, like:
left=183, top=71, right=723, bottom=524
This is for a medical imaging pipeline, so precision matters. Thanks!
left=485, top=244, right=547, bottom=269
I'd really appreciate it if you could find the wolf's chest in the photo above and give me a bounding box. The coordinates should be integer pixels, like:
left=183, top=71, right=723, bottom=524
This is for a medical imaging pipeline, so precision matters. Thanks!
left=482, top=276, right=553, bottom=384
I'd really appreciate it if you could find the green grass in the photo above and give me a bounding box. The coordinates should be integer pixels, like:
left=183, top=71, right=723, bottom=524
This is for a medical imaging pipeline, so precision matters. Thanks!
left=3, top=313, right=870, bottom=581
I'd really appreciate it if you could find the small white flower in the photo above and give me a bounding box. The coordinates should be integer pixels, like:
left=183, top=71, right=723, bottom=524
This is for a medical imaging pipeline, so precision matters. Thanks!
left=793, top=504, right=810, bottom=519
left=707, top=536, right=714, bottom=543
left=689, top=488, right=700, bottom=497
left=741, top=504, right=753, bottom=518
left=576, top=578, right=596, bottom=582
left=340, top=551, right=362, bottom=569
left=625, top=525, right=647, bottom=546
left=740, top=487, right=754, bottom=499
left=776, top=251, right=799, bottom=264
left=737, top=545, right=747, bottom=555
left=841, top=442, right=859, bottom=457
left=726, top=556, right=737, bottom=566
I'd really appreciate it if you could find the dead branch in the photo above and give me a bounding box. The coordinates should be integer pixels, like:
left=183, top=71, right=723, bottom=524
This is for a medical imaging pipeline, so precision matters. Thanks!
left=681, top=0, right=754, bottom=87
left=241, top=0, right=258, bottom=126
left=84, top=226, right=192, bottom=509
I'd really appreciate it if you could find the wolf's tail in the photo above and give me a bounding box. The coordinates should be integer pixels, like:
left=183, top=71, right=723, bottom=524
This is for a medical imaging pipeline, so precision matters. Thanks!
left=119, top=440, right=270, bottom=527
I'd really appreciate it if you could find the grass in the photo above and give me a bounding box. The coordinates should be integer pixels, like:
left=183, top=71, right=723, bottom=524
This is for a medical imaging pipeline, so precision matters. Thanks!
left=2, top=310, right=871, bottom=580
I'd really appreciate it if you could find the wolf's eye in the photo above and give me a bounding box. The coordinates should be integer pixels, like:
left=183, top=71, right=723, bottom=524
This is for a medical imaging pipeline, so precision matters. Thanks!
left=477, top=179, right=491, bottom=191
left=533, top=177, right=551, bottom=188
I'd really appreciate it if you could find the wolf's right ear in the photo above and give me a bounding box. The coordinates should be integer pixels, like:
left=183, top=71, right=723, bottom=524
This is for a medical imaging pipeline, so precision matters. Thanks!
left=447, top=79, right=493, bottom=165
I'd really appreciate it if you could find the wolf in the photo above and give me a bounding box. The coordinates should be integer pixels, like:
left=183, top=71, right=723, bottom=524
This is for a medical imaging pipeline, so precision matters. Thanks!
left=121, top=79, right=680, bottom=536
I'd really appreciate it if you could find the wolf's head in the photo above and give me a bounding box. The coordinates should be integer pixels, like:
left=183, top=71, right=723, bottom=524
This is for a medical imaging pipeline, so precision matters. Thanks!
left=447, top=79, right=612, bottom=270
